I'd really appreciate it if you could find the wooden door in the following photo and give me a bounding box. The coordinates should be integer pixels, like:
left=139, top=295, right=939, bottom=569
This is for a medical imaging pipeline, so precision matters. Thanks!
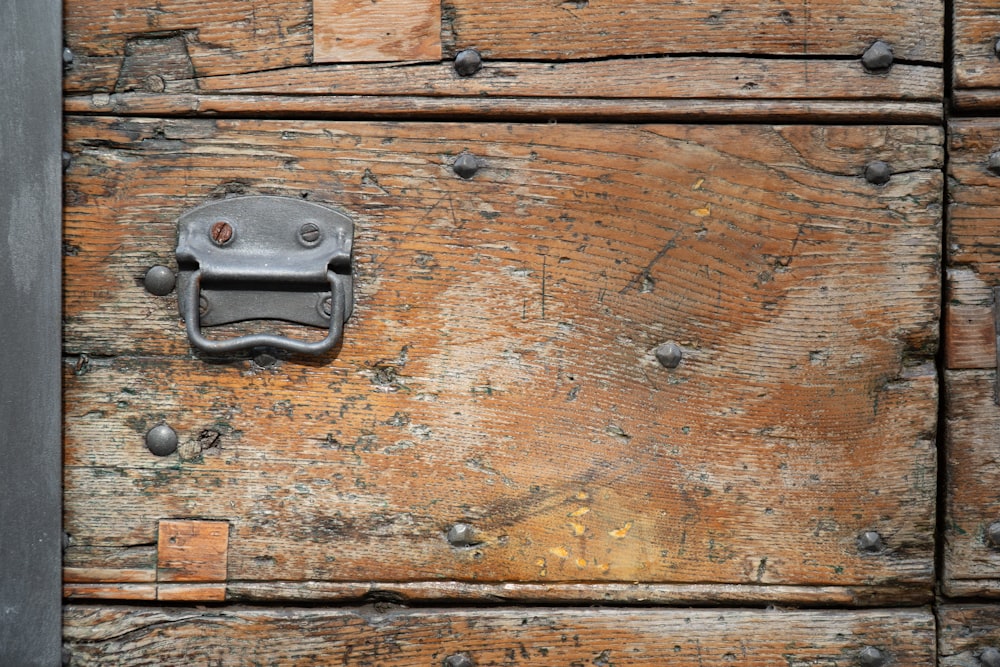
left=58, top=0, right=949, bottom=664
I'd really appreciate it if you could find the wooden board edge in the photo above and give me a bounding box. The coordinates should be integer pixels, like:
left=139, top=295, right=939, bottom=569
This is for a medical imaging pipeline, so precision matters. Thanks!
left=941, top=579, right=1000, bottom=599
left=63, top=94, right=944, bottom=123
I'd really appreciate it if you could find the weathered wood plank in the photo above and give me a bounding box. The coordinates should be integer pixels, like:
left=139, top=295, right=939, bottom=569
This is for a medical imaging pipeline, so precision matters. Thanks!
left=63, top=94, right=945, bottom=123
left=63, top=606, right=936, bottom=666
left=63, top=0, right=942, bottom=97
left=314, top=0, right=441, bottom=63
left=62, top=117, right=940, bottom=598
left=945, top=268, right=996, bottom=370
left=943, top=369, right=1000, bottom=589
left=939, top=605, right=1000, bottom=666
left=954, top=0, right=1000, bottom=106
left=948, top=120, right=1000, bottom=280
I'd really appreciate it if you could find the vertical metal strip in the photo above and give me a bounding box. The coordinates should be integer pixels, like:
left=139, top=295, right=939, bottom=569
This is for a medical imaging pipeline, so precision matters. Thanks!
left=0, top=1, right=63, bottom=664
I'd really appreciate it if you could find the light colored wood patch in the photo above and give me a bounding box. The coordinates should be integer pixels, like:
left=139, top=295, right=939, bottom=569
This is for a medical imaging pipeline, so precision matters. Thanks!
left=313, top=0, right=441, bottom=63
left=157, top=520, right=229, bottom=583
left=157, top=583, right=227, bottom=601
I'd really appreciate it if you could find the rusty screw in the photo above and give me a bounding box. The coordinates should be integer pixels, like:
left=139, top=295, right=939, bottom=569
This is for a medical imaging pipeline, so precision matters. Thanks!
left=858, top=646, right=887, bottom=667
left=210, top=221, right=234, bottom=246
left=454, top=49, right=482, bottom=77
left=299, top=222, right=322, bottom=245
left=444, top=653, right=474, bottom=667
left=857, top=530, right=884, bottom=553
left=861, top=40, right=893, bottom=72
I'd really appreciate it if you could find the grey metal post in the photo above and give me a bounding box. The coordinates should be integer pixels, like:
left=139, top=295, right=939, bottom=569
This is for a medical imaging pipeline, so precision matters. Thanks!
left=0, top=0, right=63, bottom=664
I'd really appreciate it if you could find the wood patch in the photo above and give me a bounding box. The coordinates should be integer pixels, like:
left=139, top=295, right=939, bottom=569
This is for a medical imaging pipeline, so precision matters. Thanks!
left=939, top=605, right=1000, bottom=665
left=157, top=520, right=229, bottom=583
left=313, top=0, right=441, bottom=63
left=62, top=117, right=941, bottom=600
left=942, top=369, right=1000, bottom=590
left=954, top=0, right=1000, bottom=107
left=63, top=606, right=936, bottom=666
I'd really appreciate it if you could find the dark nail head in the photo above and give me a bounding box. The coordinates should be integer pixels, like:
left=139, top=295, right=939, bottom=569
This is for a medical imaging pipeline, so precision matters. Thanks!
left=454, top=49, right=482, bottom=77
left=453, top=152, right=479, bottom=179
left=862, top=40, right=893, bottom=72
left=859, top=646, right=887, bottom=667
left=444, top=654, right=474, bottom=667
left=857, top=530, right=884, bottom=553
left=865, top=161, right=892, bottom=185
left=655, top=342, right=683, bottom=369
left=146, top=424, right=178, bottom=457
left=143, top=265, right=176, bottom=296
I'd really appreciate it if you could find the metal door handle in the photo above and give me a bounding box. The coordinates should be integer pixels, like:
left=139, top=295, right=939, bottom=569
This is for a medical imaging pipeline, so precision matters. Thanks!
left=174, top=196, right=354, bottom=355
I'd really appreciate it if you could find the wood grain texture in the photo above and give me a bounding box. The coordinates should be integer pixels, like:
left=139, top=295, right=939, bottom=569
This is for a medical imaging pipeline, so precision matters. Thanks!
left=313, top=0, right=441, bottom=63
left=944, top=269, right=996, bottom=370
left=62, top=117, right=941, bottom=599
left=943, top=369, right=1000, bottom=589
left=62, top=93, right=945, bottom=123
left=157, top=520, right=228, bottom=583
left=62, top=605, right=936, bottom=666
left=62, top=0, right=942, bottom=97
left=949, top=120, right=1000, bottom=280
left=939, top=605, right=1000, bottom=666
left=954, top=0, right=1000, bottom=104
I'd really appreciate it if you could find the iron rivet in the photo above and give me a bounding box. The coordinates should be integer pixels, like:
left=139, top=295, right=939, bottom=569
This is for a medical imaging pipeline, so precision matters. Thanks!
left=254, top=351, right=278, bottom=368
left=210, top=220, right=234, bottom=246
left=858, top=646, right=887, bottom=667
left=861, top=40, right=893, bottom=72
left=453, top=152, right=479, bottom=179
left=858, top=530, right=884, bottom=553
left=143, top=74, right=166, bottom=93
left=986, top=521, right=1000, bottom=548
left=987, top=152, right=1000, bottom=176
left=62, top=151, right=72, bottom=171
left=62, top=47, right=74, bottom=65
left=320, top=295, right=334, bottom=318
left=199, top=295, right=210, bottom=316
left=981, top=647, right=1000, bottom=667
left=865, top=161, right=892, bottom=185
left=454, top=49, right=482, bottom=77
left=447, top=523, right=477, bottom=547
left=655, top=342, right=683, bottom=369
left=444, top=653, right=474, bottom=667
left=994, top=38, right=1000, bottom=60
left=145, top=424, right=178, bottom=457
left=143, top=265, right=176, bottom=296
left=299, top=222, right=322, bottom=245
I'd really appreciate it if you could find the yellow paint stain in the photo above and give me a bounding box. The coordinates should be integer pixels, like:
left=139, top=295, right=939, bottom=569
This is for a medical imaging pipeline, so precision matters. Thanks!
left=536, top=558, right=546, bottom=568
left=567, top=507, right=590, bottom=518
left=575, top=558, right=588, bottom=568
left=609, top=521, right=634, bottom=539
left=692, top=178, right=704, bottom=190
left=549, top=546, right=569, bottom=558
left=691, top=207, right=711, bottom=217
left=598, top=563, right=611, bottom=573
left=569, top=522, right=586, bottom=536
left=576, top=491, right=589, bottom=500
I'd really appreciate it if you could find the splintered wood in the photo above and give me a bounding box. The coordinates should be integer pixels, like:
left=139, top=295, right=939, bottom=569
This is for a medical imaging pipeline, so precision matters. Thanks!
left=62, top=117, right=942, bottom=603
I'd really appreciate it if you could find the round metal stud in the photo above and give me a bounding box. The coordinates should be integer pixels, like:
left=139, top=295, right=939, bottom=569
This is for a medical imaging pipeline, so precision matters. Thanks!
left=62, top=47, right=74, bottom=65
left=980, top=647, right=1000, bottom=667
left=988, top=152, right=1000, bottom=176
left=986, top=521, right=1000, bottom=548
left=865, top=161, right=892, bottom=185
left=453, top=152, right=479, bottom=179
left=857, top=530, right=884, bottom=553
left=143, top=265, right=176, bottom=296
left=995, top=37, right=1000, bottom=60
left=453, top=49, right=482, bottom=77
left=444, top=653, right=474, bottom=667
left=298, top=221, right=322, bottom=246
left=858, top=646, right=887, bottom=667
left=654, top=342, right=683, bottom=369
left=447, top=523, right=476, bottom=547
left=145, top=424, right=178, bottom=457
left=861, top=40, right=893, bottom=72
left=253, top=351, right=278, bottom=368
